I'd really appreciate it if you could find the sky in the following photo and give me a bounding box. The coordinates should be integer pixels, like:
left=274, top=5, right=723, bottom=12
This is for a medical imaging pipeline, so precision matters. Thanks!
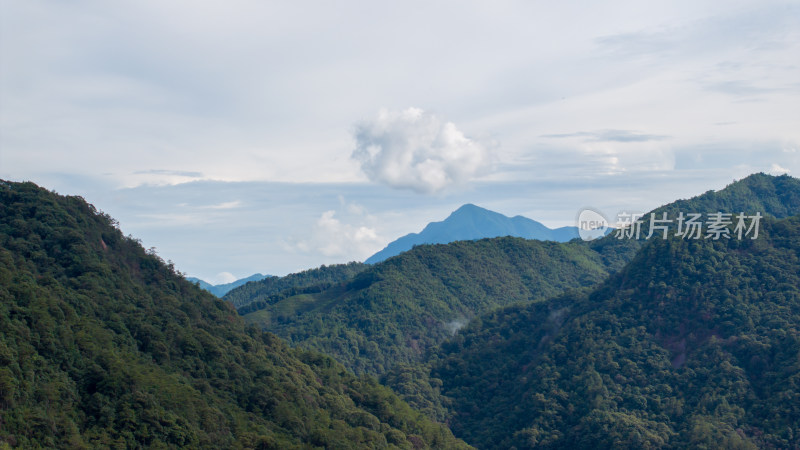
left=1, top=0, right=799, bottom=282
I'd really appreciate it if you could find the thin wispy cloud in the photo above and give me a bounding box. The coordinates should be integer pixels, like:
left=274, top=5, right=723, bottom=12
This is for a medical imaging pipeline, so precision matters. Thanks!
left=703, top=80, right=785, bottom=97
left=541, top=130, right=669, bottom=143
left=200, top=200, right=241, bottom=210
left=134, top=169, right=204, bottom=177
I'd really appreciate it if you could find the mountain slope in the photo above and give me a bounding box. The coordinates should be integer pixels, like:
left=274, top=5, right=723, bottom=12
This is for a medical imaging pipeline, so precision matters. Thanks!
left=429, top=214, right=800, bottom=449
left=653, top=173, right=800, bottom=218
left=365, top=204, right=579, bottom=264
left=187, top=273, right=269, bottom=297
left=240, top=174, right=800, bottom=379
left=243, top=237, right=613, bottom=374
left=0, top=181, right=468, bottom=449
left=224, top=262, right=368, bottom=310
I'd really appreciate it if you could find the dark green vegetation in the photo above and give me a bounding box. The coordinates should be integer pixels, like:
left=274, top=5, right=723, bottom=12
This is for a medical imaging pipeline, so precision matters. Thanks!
left=0, top=181, right=469, bottom=449
left=228, top=173, right=800, bottom=446
left=241, top=237, right=616, bottom=375
left=4, top=173, right=798, bottom=449
left=372, top=173, right=800, bottom=448
left=429, top=214, right=800, bottom=449
left=237, top=174, right=800, bottom=381
left=226, top=262, right=367, bottom=311
left=653, top=173, right=800, bottom=219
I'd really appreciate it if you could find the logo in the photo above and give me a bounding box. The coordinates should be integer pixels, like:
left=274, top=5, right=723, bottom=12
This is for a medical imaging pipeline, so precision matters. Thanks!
left=576, top=207, right=610, bottom=241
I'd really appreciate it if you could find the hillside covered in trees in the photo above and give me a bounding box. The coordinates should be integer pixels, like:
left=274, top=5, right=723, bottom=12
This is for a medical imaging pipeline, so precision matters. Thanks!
left=5, top=173, right=799, bottom=449
left=426, top=213, right=800, bottom=448
left=239, top=237, right=615, bottom=375
left=225, top=262, right=368, bottom=311
left=234, top=174, right=800, bottom=379
left=0, top=180, right=468, bottom=449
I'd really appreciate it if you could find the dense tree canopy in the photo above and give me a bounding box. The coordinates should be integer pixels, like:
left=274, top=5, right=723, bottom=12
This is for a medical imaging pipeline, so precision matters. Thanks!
left=0, top=180, right=468, bottom=449
left=235, top=173, right=800, bottom=381
left=240, top=237, right=615, bottom=375
left=225, top=262, right=368, bottom=310
left=4, top=172, right=799, bottom=448
left=427, top=214, right=800, bottom=449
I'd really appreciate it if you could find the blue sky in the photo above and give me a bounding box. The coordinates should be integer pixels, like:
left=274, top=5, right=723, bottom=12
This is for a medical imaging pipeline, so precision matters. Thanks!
left=1, top=0, right=798, bottom=282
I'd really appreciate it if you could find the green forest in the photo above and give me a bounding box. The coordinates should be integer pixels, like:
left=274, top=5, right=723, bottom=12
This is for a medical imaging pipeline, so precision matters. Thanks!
left=0, top=181, right=468, bottom=449
left=429, top=214, right=800, bottom=448
left=231, top=174, right=800, bottom=378
left=2, top=173, right=800, bottom=448
left=228, top=173, right=800, bottom=448
left=239, top=237, right=615, bottom=375
left=225, top=262, right=368, bottom=311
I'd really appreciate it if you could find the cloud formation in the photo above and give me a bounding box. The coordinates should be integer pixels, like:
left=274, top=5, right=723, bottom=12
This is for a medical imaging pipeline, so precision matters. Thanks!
left=541, top=129, right=669, bottom=142
left=290, top=206, right=384, bottom=260
left=770, top=163, right=790, bottom=175
left=213, top=272, right=237, bottom=285
left=352, top=108, right=489, bottom=194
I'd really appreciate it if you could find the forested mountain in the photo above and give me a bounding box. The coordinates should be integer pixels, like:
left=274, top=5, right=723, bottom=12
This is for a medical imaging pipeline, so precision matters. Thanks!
left=365, top=203, right=579, bottom=264
left=224, top=262, right=368, bottom=310
left=653, top=173, right=800, bottom=218
left=13, top=172, right=787, bottom=447
left=187, top=273, right=268, bottom=297
left=426, top=214, right=800, bottom=449
left=0, top=181, right=468, bottom=449
left=238, top=174, right=800, bottom=380
left=380, top=173, right=800, bottom=447
left=242, top=238, right=615, bottom=375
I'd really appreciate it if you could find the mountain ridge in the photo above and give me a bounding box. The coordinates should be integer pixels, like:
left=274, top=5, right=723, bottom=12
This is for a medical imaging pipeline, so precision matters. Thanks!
left=238, top=174, right=800, bottom=379
left=375, top=172, right=800, bottom=447
left=186, top=273, right=268, bottom=297
left=0, top=180, right=469, bottom=449
left=224, top=262, right=368, bottom=310
left=365, top=203, right=580, bottom=264
left=427, top=213, right=800, bottom=448
left=241, top=236, right=617, bottom=375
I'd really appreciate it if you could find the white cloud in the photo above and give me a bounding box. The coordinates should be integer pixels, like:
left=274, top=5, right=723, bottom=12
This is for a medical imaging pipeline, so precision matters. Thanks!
left=201, top=200, right=242, bottom=210
left=352, top=108, right=490, bottom=194
left=770, top=163, right=790, bottom=175
left=3, top=1, right=798, bottom=190
left=3, top=0, right=800, bottom=279
left=290, top=209, right=384, bottom=260
left=213, top=271, right=237, bottom=284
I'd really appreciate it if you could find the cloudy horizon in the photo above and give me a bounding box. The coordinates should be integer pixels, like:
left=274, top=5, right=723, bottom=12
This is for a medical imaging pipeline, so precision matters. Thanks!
left=1, top=0, right=798, bottom=281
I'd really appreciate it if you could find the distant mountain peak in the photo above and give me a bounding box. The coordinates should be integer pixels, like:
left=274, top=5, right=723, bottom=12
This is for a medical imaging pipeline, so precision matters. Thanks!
left=451, top=203, right=484, bottom=213
left=187, top=273, right=269, bottom=297
left=447, top=203, right=501, bottom=219
left=365, top=204, right=579, bottom=264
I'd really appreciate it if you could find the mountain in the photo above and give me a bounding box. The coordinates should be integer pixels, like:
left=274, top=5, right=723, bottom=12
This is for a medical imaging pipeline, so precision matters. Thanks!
left=224, top=262, right=368, bottom=310
left=0, top=180, right=468, bottom=449
left=239, top=174, right=800, bottom=379
left=241, top=237, right=618, bottom=375
left=427, top=214, right=800, bottom=449
left=376, top=173, right=800, bottom=448
left=185, top=276, right=215, bottom=292
left=365, top=203, right=580, bottom=264
left=186, top=273, right=269, bottom=297
left=241, top=174, right=800, bottom=378
left=653, top=173, right=800, bottom=218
